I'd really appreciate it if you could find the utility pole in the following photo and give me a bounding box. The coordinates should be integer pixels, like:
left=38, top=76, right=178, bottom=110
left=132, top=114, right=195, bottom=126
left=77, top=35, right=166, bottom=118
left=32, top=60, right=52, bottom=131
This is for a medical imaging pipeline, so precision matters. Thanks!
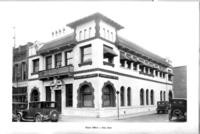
left=13, top=26, right=16, bottom=48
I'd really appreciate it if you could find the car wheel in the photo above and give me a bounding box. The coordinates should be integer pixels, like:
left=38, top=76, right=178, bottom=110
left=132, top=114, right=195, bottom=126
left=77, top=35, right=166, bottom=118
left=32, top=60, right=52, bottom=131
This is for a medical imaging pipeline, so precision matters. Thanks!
left=16, top=114, right=21, bottom=122
left=35, top=114, right=42, bottom=122
left=50, top=111, right=59, bottom=122
left=169, top=113, right=172, bottom=121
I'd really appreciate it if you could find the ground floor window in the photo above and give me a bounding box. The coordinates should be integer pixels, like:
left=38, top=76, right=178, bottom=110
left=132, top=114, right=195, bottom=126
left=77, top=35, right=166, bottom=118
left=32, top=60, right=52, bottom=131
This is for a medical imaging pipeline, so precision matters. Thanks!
left=30, top=88, right=40, bottom=102
left=150, top=90, right=154, bottom=105
left=12, top=87, right=27, bottom=103
left=163, top=91, right=166, bottom=101
left=127, top=87, right=131, bottom=106
left=160, top=91, right=162, bottom=101
left=140, top=89, right=144, bottom=105
left=77, top=82, right=94, bottom=107
left=120, top=86, right=125, bottom=106
left=168, top=90, right=173, bottom=100
left=45, top=86, right=51, bottom=101
left=66, top=84, right=73, bottom=107
left=102, top=81, right=116, bottom=107
left=146, top=89, right=149, bottom=105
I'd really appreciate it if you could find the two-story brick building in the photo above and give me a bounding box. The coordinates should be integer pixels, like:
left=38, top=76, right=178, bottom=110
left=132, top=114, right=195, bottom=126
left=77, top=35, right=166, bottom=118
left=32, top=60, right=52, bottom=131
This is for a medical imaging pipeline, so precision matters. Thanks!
left=15, top=13, right=174, bottom=117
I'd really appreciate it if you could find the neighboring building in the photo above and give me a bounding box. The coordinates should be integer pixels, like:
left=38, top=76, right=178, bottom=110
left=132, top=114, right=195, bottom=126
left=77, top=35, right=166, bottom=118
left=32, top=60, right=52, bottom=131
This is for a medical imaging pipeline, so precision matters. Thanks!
left=173, top=66, right=187, bottom=99
left=12, top=42, right=32, bottom=104
left=13, top=13, right=174, bottom=117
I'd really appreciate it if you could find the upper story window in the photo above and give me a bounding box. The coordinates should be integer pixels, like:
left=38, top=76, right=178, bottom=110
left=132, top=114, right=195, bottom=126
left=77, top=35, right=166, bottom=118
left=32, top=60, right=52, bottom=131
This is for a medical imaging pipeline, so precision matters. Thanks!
left=81, top=45, right=92, bottom=63
left=103, top=28, right=106, bottom=38
left=111, top=32, right=113, bottom=41
left=65, top=51, right=73, bottom=66
left=84, top=29, right=87, bottom=39
left=89, top=27, right=92, bottom=38
left=55, top=53, right=62, bottom=68
left=46, top=56, right=52, bottom=70
left=103, top=45, right=117, bottom=67
left=107, top=30, right=109, bottom=40
left=33, top=59, right=39, bottom=73
left=21, top=62, right=27, bottom=80
left=79, top=31, right=82, bottom=40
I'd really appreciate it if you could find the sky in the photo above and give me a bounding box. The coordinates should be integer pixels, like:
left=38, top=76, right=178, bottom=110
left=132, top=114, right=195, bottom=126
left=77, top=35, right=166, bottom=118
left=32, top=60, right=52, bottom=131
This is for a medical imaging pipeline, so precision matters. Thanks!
left=0, top=1, right=198, bottom=67
left=0, top=1, right=199, bottom=134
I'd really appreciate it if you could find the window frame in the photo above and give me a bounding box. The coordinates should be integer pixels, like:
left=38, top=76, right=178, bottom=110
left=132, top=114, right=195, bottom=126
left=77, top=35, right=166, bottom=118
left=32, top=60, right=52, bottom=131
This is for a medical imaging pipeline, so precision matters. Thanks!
left=32, top=59, right=39, bottom=73
left=79, top=44, right=92, bottom=66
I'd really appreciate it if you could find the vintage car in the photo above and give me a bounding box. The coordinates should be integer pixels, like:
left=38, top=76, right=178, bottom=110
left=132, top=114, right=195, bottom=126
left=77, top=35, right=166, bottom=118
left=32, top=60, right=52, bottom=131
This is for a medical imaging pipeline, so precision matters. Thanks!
left=12, top=102, right=28, bottom=121
left=15, top=101, right=59, bottom=122
left=156, top=101, right=169, bottom=114
left=168, top=98, right=187, bottom=121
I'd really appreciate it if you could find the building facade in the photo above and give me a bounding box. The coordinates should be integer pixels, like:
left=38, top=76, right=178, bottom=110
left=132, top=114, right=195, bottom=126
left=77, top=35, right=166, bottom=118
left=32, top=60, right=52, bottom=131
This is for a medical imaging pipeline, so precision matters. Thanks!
left=173, top=66, right=187, bottom=99
left=12, top=42, right=32, bottom=105
left=13, top=13, right=174, bottom=117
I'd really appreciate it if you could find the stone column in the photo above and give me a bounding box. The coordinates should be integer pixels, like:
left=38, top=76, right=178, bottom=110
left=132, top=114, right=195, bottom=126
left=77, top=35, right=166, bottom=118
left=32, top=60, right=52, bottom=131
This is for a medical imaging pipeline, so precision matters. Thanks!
left=124, top=88, right=127, bottom=106
left=51, top=89, right=55, bottom=101
left=124, top=60, right=128, bottom=68
left=143, top=66, right=146, bottom=73
left=131, top=62, right=134, bottom=70
left=137, top=64, right=140, bottom=71
left=52, top=54, right=55, bottom=68
left=61, top=51, right=65, bottom=66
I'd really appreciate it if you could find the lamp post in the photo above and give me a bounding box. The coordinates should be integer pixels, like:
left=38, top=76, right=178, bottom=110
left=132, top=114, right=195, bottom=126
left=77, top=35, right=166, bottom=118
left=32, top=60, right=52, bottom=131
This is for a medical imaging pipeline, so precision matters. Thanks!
left=116, top=90, right=120, bottom=120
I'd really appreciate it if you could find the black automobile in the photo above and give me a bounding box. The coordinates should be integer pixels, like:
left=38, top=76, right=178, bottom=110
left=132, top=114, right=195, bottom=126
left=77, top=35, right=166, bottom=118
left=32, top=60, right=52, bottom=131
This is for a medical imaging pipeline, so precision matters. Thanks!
left=12, top=102, right=28, bottom=121
left=168, top=98, right=187, bottom=121
left=156, top=101, right=169, bottom=114
left=15, top=101, right=59, bottom=122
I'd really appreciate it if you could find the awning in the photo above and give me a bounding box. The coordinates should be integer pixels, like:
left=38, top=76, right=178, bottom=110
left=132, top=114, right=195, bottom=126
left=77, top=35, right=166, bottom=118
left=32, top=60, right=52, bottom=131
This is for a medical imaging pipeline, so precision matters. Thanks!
left=120, top=52, right=131, bottom=60
left=103, top=46, right=117, bottom=57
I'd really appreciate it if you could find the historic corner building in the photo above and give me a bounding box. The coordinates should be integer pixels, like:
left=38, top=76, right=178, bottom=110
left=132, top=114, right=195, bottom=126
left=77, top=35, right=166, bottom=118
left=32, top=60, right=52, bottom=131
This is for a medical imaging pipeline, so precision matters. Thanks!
left=13, top=13, right=174, bottom=117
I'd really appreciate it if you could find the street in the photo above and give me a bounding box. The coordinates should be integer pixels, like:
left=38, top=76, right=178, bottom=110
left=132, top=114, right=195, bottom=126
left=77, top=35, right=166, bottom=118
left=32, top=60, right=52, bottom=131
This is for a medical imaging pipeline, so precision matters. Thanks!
left=59, top=113, right=175, bottom=122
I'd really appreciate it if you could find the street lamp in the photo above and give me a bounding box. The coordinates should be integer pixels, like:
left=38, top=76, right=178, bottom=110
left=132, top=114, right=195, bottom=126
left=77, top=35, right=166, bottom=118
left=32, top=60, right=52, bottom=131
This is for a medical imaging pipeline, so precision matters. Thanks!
left=116, top=90, right=120, bottom=120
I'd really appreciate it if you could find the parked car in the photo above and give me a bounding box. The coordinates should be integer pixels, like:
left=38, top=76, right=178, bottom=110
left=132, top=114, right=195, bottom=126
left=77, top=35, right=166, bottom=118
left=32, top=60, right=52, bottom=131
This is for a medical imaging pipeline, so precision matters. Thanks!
left=156, top=101, right=169, bottom=114
left=168, top=98, right=187, bottom=121
left=12, top=102, right=28, bottom=121
left=15, top=101, right=59, bottom=122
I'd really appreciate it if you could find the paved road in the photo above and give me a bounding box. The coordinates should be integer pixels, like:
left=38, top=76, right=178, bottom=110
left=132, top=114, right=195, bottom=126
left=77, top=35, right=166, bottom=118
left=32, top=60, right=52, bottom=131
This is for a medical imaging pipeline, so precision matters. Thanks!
left=59, top=113, right=172, bottom=122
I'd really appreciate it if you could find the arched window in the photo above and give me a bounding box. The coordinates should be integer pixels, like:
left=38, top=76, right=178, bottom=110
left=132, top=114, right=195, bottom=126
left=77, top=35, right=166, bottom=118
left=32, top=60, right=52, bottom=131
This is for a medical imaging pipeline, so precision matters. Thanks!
left=102, top=82, right=116, bottom=107
left=146, top=89, right=149, bottom=105
left=163, top=91, right=166, bottom=101
left=84, top=29, right=87, bottom=39
left=150, top=90, right=154, bottom=105
left=160, top=91, right=162, bottom=101
left=89, top=27, right=92, bottom=38
left=120, top=87, right=125, bottom=106
left=168, top=90, right=173, bottom=100
left=30, top=88, right=40, bottom=102
left=77, top=82, right=94, bottom=107
left=127, top=87, right=131, bottom=106
left=79, top=31, right=82, bottom=40
left=140, top=89, right=144, bottom=105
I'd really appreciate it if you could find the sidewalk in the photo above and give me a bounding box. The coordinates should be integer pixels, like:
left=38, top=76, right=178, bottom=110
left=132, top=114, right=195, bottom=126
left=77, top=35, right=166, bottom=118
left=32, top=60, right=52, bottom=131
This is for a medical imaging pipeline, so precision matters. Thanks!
left=59, top=111, right=156, bottom=122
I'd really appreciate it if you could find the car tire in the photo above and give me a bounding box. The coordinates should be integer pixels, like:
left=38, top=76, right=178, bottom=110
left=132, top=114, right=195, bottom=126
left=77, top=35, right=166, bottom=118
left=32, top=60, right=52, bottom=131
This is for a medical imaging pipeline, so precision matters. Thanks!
left=50, top=111, right=59, bottom=122
left=16, top=114, right=22, bottom=122
left=169, top=113, right=172, bottom=121
left=35, top=114, right=42, bottom=122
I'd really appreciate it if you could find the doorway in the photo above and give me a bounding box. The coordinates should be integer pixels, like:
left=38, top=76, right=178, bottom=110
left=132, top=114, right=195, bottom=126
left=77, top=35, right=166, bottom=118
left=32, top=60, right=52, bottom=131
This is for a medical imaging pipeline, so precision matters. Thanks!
left=55, top=90, right=62, bottom=113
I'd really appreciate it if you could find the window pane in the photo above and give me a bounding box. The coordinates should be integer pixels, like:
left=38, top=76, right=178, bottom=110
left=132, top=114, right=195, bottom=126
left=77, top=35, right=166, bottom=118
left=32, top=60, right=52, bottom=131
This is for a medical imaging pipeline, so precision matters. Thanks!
left=103, top=95, right=111, bottom=106
left=83, top=47, right=91, bottom=55
left=83, top=54, right=92, bottom=62
left=83, top=94, right=92, bottom=107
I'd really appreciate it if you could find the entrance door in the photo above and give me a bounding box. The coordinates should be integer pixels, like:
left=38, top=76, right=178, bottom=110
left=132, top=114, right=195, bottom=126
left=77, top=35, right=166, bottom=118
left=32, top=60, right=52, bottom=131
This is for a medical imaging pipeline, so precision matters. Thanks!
left=55, top=90, right=62, bottom=113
